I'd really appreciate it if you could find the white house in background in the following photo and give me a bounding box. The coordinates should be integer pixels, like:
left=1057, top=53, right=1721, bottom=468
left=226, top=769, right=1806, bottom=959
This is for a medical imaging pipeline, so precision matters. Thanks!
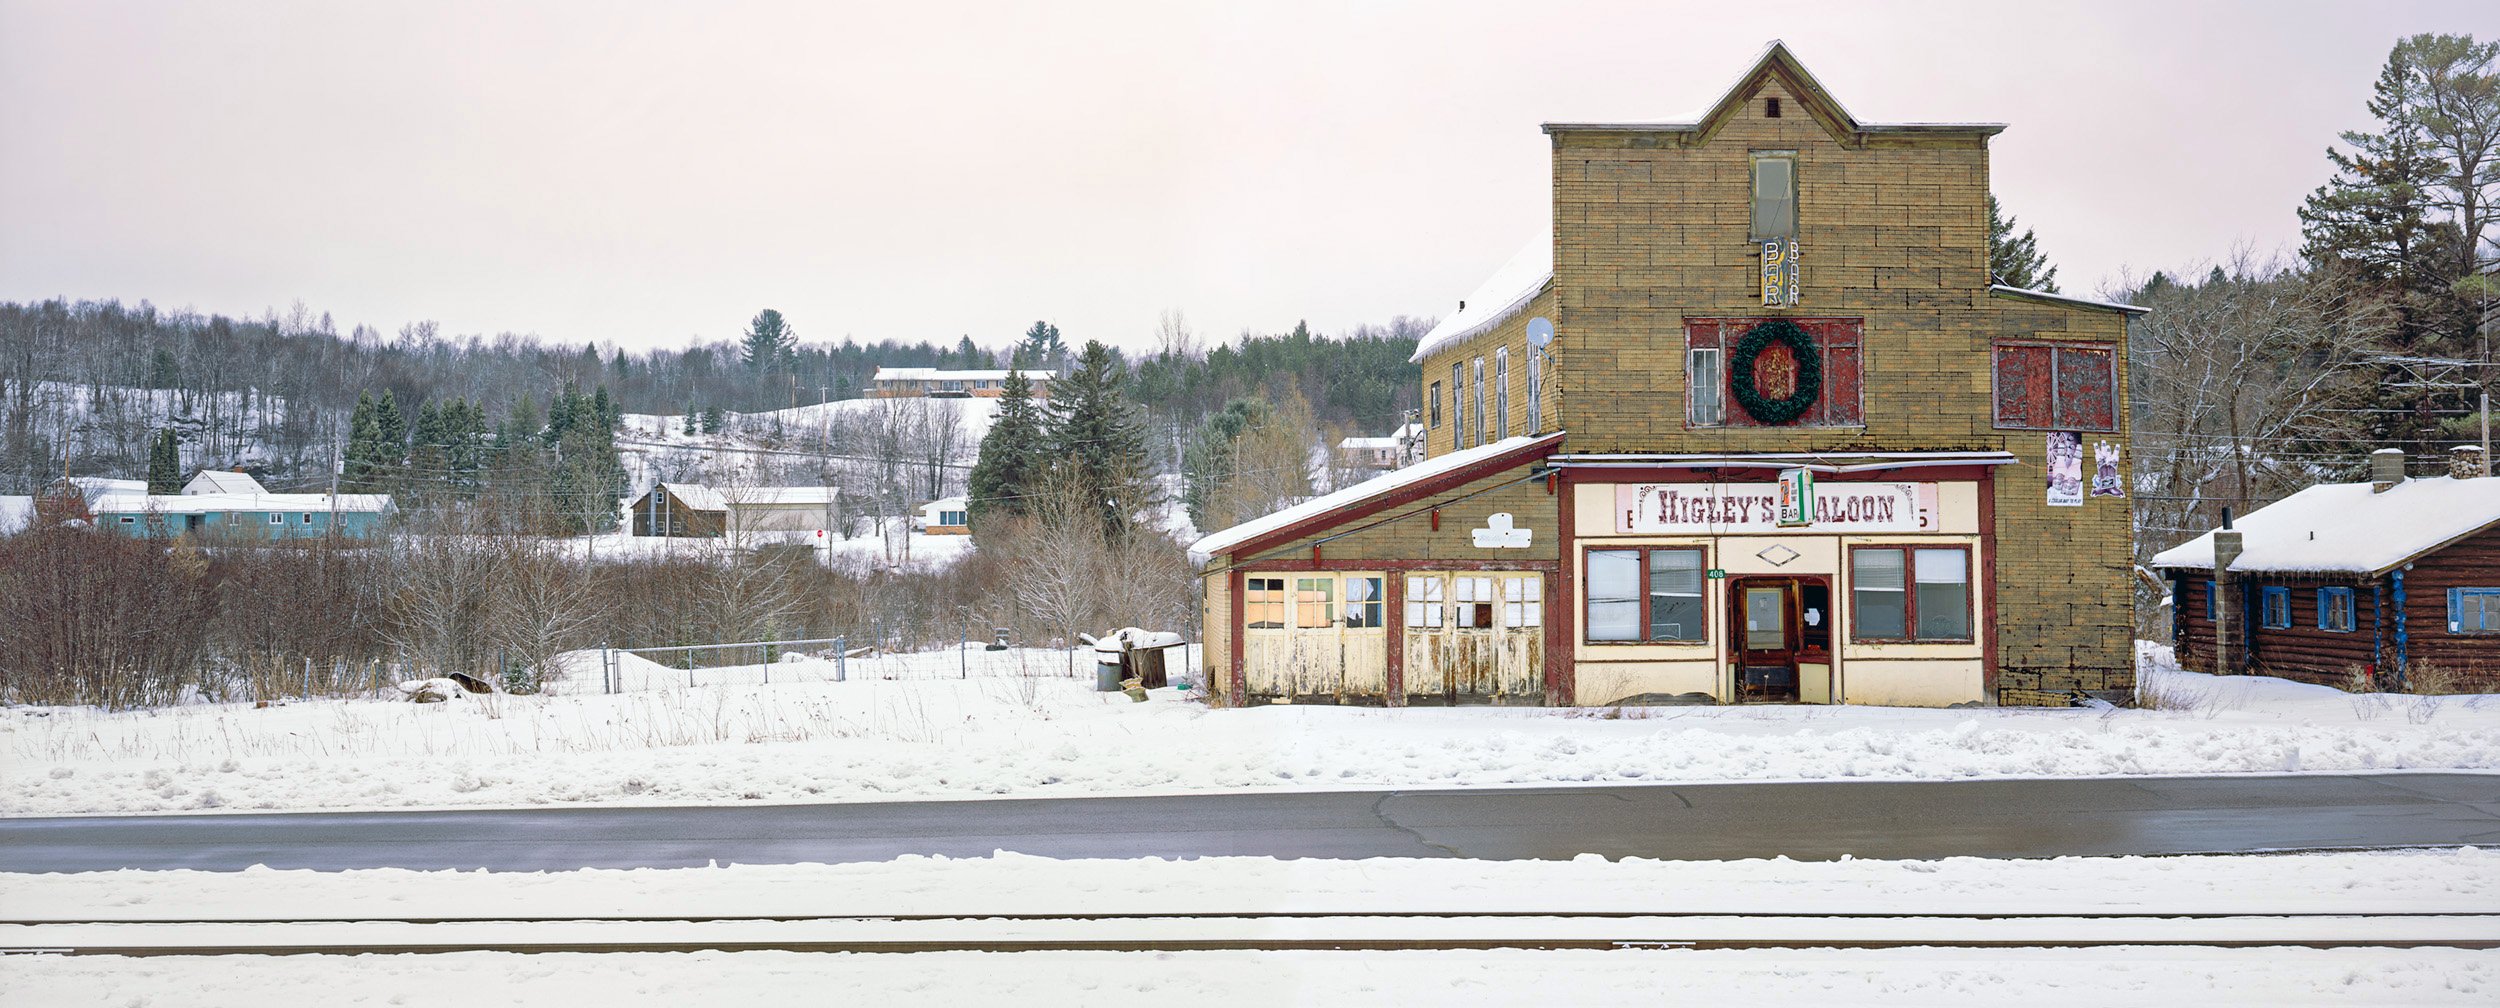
left=183, top=470, right=266, bottom=496
left=869, top=367, right=1056, bottom=399
left=918, top=495, right=969, bottom=535
left=1336, top=422, right=1426, bottom=473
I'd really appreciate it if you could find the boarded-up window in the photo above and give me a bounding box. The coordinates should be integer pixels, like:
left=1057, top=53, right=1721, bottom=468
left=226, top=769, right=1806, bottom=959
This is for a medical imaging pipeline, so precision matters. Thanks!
left=1993, top=342, right=2117, bottom=432
left=1684, top=318, right=1862, bottom=427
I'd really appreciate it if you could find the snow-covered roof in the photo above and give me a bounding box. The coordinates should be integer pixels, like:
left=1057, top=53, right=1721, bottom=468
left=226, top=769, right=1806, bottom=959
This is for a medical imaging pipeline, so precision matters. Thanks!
left=1989, top=285, right=2149, bottom=316
left=1338, top=437, right=1400, bottom=450
left=1409, top=238, right=1553, bottom=363
left=71, top=477, right=146, bottom=497
left=1540, top=41, right=2006, bottom=136
left=2150, top=475, right=2500, bottom=575
left=657, top=482, right=727, bottom=511
left=88, top=492, right=395, bottom=516
left=183, top=470, right=266, bottom=496
left=0, top=495, right=32, bottom=535
left=870, top=368, right=1054, bottom=383
left=1193, top=432, right=1565, bottom=561
left=721, top=486, right=840, bottom=508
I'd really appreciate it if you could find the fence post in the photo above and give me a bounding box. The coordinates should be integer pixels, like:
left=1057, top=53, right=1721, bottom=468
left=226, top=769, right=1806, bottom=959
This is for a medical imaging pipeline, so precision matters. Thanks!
left=836, top=636, right=847, bottom=683
left=686, top=648, right=696, bottom=688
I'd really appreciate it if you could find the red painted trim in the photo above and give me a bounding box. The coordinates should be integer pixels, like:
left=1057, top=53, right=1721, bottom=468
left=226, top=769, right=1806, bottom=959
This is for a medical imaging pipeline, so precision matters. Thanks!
left=1577, top=544, right=1709, bottom=645
left=1227, top=568, right=1247, bottom=702
left=1384, top=573, right=1406, bottom=706
left=1979, top=466, right=1999, bottom=694
left=1549, top=469, right=1578, bottom=706
left=1841, top=543, right=1978, bottom=645
left=1558, top=464, right=1998, bottom=486
left=1228, top=433, right=1565, bottom=559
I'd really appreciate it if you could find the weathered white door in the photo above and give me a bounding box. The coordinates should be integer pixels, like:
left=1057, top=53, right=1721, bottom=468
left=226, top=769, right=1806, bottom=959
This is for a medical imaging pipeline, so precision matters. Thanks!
left=1242, top=572, right=1387, bottom=700
left=1404, top=572, right=1545, bottom=702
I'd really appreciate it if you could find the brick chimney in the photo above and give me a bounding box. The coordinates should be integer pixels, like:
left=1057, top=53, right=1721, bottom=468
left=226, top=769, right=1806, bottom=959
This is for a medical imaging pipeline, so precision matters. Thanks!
left=2212, top=529, right=2243, bottom=673
left=2370, top=448, right=2407, bottom=493
left=2452, top=445, right=2487, bottom=480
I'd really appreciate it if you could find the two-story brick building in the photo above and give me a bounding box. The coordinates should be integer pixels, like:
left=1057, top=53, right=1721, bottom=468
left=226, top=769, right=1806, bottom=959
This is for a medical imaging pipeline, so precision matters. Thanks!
left=1193, top=42, right=2144, bottom=708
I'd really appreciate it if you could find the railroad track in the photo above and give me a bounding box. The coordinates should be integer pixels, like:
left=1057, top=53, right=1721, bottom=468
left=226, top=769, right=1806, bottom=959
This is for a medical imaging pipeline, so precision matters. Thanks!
left=9, top=912, right=2498, bottom=956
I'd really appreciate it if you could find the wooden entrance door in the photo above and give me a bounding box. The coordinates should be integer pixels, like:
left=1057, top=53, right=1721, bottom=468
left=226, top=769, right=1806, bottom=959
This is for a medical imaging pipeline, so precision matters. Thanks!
left=1403, top=572, right=1545, bottom=702
left=1731, top=578, right=1802, bottom=703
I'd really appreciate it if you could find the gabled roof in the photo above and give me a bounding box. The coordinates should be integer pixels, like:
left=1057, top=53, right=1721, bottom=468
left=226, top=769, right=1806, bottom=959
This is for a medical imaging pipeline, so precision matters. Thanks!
left=1192, top=432, right=1566, bottom=562
left=656, top=482, right=727, bottom=511
left=2150, top=475, right=2500, bottom=575
left=184, top=470, right=266, bottom=495
left=1541, top=40, right=2006, bottom=141
left=1989, top=284, right=2149, bottom=316
left=1409, top=237, right=1552, bottom=363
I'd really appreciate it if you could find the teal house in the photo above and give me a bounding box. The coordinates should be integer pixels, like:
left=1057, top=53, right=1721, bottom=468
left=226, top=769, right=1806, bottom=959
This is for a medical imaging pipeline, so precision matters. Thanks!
left=87, top=490, right=396, bottom=539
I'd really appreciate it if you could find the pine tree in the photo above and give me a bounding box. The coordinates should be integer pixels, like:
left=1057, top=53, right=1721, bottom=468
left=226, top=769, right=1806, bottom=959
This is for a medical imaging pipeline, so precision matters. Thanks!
left=742, top=309, right=796, bottom=372
left=683, top=406, right=698, bottom=436
left=1018, top=321, right=1066, bottom=370
left=146, top=429, right=181, bottom=494
left=1986, top=195, right=2060, bottom=292
left=967, top=364, right=1051, bottom=528
left=701, top=405, right=726, bottom=434
left=954, top=335, right=987, bottom=368
left=342, top=391, right=383, bottom=491
left=1048, top=340, right=1153, bottom=541
left=408, top=400, right=448, bottom=501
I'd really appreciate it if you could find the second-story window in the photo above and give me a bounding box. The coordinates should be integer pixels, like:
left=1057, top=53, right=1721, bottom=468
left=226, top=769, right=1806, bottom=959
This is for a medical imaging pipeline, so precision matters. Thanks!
left=1687, top=347, right=1724, bottom=426
left=1494, top=348, right=1511, bottom=440
left=1526, top=347, right=1543, bottom=434
left=1993, top=340, right=2118, bottom=431
left=1428, top=382, right=1442, bottom=429
left=1452, top=362, right=1468, bottom=448
left=1473, top=358, right=1487, bottom=446
left=1750, top=151, right=1796, bottom=241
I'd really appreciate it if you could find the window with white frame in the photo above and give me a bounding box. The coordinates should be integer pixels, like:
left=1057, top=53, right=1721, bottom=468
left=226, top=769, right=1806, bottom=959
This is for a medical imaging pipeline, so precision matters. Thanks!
left=1687, top=347, right=1724, bottom=426
left=1526, top=347, right=1543, bottom=434
left=1344, top=577, right=1384, bottom=629
left=1454, top=576, right=1494, bottom=628
left=1501, top=575, right=1542, bottom=629
left=267, top=512, right=282, bottom=525
left=1494, top=348, right=1510, bottom=441
left=1404, top=575, right=1445, bottom=628
left=1472, top=358, right=1487, bottom=446
left=1244, top=577, right=1286, bottom=629
left=1452, top=362, right=1467, bottom=449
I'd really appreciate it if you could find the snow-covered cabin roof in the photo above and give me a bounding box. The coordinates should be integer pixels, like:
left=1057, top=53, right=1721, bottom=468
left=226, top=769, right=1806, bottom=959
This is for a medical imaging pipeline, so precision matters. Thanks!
left=1539, top=40, right=2007, bottom=137
left=918, top=495, right=967, bottom=518
left=87, top=492, right=395, bottom=516
left=1338, top=436, right=1400, bottom=450
left=183, top=470, right=266, bottom=496
left=1409, top=238, right=1553, bottom=363
left=1988, top=285, right=2149, bottom=316
left=657, top=482, right=727, bottom=511
left=2150, top=475, right=2500, bottom=575
left=870, top=368, right=1054, bottom=383
left=70, top=477, right=146, bottom=497
left=1193, top=432, right=1565, bottom=562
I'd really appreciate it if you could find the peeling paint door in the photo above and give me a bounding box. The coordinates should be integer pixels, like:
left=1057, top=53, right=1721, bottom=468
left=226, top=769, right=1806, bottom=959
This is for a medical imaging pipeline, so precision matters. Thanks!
left=1404, top=572, right=1545, bottom=702
left=1242, top=572, right=1387, bottom=700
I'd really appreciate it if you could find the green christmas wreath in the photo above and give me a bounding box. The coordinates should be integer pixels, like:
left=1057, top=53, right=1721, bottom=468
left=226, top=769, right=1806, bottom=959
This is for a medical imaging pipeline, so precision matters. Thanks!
left=1728, top=320, right=1822, bottom=424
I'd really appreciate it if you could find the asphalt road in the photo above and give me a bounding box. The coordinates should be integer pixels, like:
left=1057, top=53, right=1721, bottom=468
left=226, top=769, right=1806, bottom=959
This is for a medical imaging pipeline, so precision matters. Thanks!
left=4, top=774, right=2496, bottom=873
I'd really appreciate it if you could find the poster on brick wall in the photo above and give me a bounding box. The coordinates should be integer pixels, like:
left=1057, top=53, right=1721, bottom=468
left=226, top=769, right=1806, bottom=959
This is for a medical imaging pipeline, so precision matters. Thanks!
left=2091, top=440, right=2125, bottom=498
left=2046, top=431, right=2084, bottom=507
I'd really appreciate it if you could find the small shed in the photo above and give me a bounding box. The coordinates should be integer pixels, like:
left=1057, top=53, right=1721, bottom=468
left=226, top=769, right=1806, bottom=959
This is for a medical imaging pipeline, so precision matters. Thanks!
left=918, top=496, right=969, bottom=535
left=630, top=482, right=726, bottom=537
left=2151, top=450, right=2500, bottom=690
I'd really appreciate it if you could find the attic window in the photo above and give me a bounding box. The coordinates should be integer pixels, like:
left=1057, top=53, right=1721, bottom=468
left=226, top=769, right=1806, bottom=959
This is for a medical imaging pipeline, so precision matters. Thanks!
left=1766, top=97, right=1782, bottom=118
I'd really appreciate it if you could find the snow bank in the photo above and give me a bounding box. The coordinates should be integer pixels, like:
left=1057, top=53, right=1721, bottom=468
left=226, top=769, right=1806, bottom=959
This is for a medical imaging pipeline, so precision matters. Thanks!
left=6, top=646, right=2495, bottom=816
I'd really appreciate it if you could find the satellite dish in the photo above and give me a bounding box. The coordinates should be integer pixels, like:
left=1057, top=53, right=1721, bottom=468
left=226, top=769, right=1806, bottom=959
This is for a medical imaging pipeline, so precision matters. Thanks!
left=1526, top=317, right=1555, bottom=348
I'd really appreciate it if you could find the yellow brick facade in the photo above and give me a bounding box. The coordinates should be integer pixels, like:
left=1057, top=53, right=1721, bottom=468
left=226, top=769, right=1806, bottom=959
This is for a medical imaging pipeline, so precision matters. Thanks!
left=1413, top=52, right=2136, bottom=700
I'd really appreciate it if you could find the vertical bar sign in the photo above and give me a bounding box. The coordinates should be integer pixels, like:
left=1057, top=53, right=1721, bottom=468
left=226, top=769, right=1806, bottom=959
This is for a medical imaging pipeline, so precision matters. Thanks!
left=1761, top=239, right=1784, bottom=306
left=1760, top=239, right=1802, bottom=306
left=1777, top=466, right=1816, bottom=526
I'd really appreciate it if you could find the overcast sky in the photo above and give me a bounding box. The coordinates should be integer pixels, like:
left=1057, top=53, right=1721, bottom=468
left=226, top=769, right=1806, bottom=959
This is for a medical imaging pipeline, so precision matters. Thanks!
left=4, top=1, right=2495, bottom=355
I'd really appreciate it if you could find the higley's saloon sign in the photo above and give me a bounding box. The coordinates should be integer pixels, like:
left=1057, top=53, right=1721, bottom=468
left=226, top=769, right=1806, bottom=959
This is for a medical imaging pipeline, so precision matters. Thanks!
left=1616, top=483, right=1937, bottom=534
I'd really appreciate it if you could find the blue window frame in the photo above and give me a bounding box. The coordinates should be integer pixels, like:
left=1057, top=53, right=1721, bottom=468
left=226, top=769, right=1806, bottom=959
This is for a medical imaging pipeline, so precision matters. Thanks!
left=2316, top=587, right=2354, bottom=633
left=2450, top=587, right=2500, bottom=635
left=2259, top=586, right=2291, bottom=629
left=2203, top=581, right=2217, bottom=621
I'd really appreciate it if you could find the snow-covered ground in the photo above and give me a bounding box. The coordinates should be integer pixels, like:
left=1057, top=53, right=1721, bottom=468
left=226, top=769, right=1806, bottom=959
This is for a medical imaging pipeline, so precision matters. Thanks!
left=2, top=850, right=2494, bottom=1005
left=555, top=518, right=975, bottom=571
left=5, top=645, right=2494, bottom=817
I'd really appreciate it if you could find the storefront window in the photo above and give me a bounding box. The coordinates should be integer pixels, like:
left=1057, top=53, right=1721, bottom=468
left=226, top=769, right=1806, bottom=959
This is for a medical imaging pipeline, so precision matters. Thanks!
left=1586, top=550, right=1640, bottom=641
left=1850, top=547, right=1972, bottom=642
left=1648, top=550, right=1706, bottom=641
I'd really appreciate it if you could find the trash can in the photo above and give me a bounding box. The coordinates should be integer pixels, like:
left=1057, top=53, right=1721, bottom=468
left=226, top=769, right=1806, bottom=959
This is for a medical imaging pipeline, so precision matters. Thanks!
left=1093, top=637, right=1126, bottom=692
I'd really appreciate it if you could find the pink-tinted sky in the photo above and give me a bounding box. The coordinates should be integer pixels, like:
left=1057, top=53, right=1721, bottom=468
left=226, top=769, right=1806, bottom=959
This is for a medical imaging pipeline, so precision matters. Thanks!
left=3, top=1, right=2494, bottom=353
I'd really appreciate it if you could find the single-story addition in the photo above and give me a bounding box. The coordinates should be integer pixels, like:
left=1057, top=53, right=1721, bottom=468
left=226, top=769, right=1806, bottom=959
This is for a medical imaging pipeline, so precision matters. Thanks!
left=869, top=367, right=1056, bottom=399
left=2150, top=449, right=2500, bottom=689
left=1193, top=433, right=2017, bottom=707
left=88, top=491, right=395, bottom=539
left=918, top=496, right=969, bottom=535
